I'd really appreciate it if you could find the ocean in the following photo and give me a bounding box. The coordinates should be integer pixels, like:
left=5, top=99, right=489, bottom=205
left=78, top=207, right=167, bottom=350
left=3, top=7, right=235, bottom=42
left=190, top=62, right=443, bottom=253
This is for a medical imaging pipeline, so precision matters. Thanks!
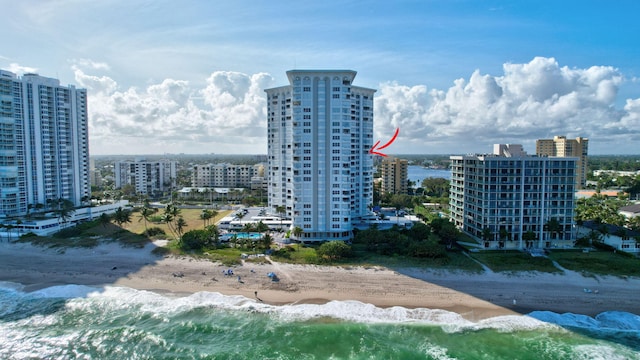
left=1, top=283, right=638, bottom=359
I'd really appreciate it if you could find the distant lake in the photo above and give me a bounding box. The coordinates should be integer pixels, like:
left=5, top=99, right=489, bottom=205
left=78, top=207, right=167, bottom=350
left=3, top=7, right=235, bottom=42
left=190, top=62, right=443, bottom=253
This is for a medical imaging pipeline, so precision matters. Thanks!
left=408, top=165, right=451, bottom=186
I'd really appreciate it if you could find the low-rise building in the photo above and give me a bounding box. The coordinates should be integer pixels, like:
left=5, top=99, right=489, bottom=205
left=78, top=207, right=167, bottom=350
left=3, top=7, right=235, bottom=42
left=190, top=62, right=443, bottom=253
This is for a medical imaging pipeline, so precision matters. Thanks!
left=576, top=221, right=640, bottom=254
left=191, top=163, right=261, bottom=188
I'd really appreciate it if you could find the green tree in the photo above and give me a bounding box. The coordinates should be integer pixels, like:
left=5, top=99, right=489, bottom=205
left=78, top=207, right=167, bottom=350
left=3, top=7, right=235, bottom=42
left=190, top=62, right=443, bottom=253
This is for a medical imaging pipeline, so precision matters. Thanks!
left=316, top=241, right=352, bottom=262
left=99, top=213, right=111, bottom=228
left=241, top=222, right=255, bottom=233
left=522, top=230, right=537, bottom=248
left=54, top=198, right=75, bottom=225
left=261, top=233, right=273, bottom=250
left=421, top=178, right=450, bottom=197
left=181, top=229, right=212, bottom=250
left=113, top=207, right=132, bottom=228
left=430, top=218, right=459, bottom=249
left=255, top=220, right=269, bottom=234
left=544, top=218, right=562, bottom=240
left=292, top=226, right=303, bottom=240
left=482, top=227, right=493, bottom=241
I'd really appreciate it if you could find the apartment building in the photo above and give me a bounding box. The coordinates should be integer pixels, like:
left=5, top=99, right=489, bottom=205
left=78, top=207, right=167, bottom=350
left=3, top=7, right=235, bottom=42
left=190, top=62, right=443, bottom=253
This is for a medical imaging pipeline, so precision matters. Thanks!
left=536, top=136, right=588, bottom=189
left=114, top=158, right=176, bottom=196
left=191, top=163, right=262, bottom=188
left=0, top=70, right=90, bottom=217
left=265, top=70, right=375, bottom=241
left=380, top=157, right=408, bottom=194
left=450, top=144, right=576, bottom=249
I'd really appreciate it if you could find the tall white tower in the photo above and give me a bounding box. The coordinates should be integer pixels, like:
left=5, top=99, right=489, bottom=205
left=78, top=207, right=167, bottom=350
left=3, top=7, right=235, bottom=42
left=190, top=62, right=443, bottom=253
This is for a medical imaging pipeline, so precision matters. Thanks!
left=265, top=70, right=375, bottom=242
left=0, top=70, right=90, bottom=217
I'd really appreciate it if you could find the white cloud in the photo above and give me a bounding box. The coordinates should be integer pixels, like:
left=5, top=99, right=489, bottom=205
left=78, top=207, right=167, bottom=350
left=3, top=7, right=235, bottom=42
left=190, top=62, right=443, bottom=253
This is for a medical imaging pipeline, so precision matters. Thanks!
left=75, top=57, right=639, bottom=154
left=7, top=63, right=38, bottom=75
left=374, top=57, right=636, bottom=154
left=81, top=68, right=274, bottom=154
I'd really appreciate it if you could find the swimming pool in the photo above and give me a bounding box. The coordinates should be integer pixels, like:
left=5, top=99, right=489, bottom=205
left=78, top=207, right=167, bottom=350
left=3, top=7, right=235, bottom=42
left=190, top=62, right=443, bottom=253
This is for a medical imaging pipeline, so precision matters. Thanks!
left=219, top=232, right=263, bottom=241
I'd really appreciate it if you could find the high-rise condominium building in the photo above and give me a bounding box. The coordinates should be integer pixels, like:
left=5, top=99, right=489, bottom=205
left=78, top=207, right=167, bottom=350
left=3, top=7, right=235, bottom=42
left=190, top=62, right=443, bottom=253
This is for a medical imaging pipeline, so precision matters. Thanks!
left=536, top=136, right=588, bottom=189
left=265, top=70, right=375, bottom=242
left=450, top=144, right=576, bottom=250
left=380, top=157, right=408, bottom=194
left=114, top=158, right=176, bottom=196
left=0, top=70, right=89, bottom=217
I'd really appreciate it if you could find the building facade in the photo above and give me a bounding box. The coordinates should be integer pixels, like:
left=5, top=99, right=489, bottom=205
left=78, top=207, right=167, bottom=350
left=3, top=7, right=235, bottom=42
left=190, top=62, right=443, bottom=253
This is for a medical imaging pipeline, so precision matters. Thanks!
left=536, top=136, right=588, bottom=189
left=0, top=70, right=90, bottom=217
left=265, top=70, right=375, bottom=241
left=191, top=163, right=262, bottom=188
left=114, top=158, right=176, bottom=196
left=380, top=157, right=408, bottom=194
left=450, top=145, right=576, bottom=249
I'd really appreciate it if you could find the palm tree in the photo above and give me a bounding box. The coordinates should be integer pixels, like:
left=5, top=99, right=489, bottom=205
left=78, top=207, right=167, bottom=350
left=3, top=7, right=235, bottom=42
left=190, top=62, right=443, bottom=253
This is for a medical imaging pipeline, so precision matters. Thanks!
left=175, top=216, right=188, bottom=242
left=292, top=226, right=303, bottom=242
left=161, top=212, right=176, bottom=238
left=54, top=198, right=75, bottom=226
left=499, top=228, right=510, bottom=248
left=242, top=222, right=255, bottom=233
left=138, top=206, right=156, bottom=233
left=544, top=218, right=562, bottom=241
left=261, top=233, right=273, bottom=250
left=205, top=224, right=219, bottom=244
left=99, top=213, right=111, bottom=228
left=482, top=227, right=493, bottom=242
left=113, top=207, right=132, bottom=228
left=522, top=230, right=537, bottom=249
left=275, top=205, right=286, bottom=231
left=255, top=220, right=269, bottom=234
left=200, top=209, right=217, bottom=228
left=5, top=224, right=13, bottom=242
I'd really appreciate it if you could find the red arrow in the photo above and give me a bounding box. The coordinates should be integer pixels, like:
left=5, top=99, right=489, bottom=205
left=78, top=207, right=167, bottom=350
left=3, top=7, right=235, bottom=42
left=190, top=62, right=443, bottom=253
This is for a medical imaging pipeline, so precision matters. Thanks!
left=369, top=128, right=400, bottom=157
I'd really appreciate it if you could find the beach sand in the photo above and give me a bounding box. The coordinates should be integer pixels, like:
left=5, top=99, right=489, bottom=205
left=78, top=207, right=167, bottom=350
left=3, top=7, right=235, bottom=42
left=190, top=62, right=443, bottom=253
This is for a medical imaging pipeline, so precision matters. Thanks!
left=1, top=240, right=638, bottom=321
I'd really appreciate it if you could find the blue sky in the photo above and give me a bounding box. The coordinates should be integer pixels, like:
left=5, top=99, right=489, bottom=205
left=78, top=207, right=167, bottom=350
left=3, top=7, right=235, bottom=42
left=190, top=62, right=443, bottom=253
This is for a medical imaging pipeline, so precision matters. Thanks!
left=2, top=0, right=639, bottom=155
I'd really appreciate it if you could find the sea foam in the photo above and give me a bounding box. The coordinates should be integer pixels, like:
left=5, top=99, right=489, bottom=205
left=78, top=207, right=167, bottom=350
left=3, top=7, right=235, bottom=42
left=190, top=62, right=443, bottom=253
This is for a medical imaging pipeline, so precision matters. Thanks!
left=4, top=283, right=640, bottom=337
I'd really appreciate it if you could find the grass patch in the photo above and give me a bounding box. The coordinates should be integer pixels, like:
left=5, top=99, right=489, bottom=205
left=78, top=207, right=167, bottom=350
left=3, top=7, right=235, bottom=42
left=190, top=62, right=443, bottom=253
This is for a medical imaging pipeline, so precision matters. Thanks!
left=270, top=245, right=319, bottom=264
left=548, top=250, right=640, bottom=278
left=18, top=235, right=99, bottom=248
left=469, top=250, right=560, bottom=273
left=352, top=250, right=483, bottom=272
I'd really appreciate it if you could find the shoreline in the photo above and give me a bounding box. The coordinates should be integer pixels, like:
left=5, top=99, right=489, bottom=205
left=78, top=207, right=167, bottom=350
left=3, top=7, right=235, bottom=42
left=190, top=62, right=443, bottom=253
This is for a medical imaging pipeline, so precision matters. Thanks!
left=1, top=240, right=639, bottom=321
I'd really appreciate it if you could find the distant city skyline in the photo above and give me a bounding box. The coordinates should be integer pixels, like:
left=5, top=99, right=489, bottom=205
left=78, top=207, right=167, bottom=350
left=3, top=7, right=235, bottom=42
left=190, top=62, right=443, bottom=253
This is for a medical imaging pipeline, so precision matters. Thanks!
left=2, top=1, right=639, bottom=155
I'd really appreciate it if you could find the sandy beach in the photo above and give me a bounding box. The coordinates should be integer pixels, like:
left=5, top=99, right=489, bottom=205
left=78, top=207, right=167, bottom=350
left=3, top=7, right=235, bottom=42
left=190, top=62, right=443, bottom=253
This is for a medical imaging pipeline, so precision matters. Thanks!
left=1, top=240, right=639, bottom=321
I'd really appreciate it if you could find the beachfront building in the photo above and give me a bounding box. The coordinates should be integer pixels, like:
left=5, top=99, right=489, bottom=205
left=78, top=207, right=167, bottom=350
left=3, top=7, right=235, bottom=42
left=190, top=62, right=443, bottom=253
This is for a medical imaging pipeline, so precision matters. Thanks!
left=0, top=70, right=90, bottom=217
left=265, top=70, right=375, bottom=242
left=191, top=163, right=262, bottom=188
left=450, top=144, right=577, bottom=250
left=114, top=158, right=176, bottom=196
left=380, top=157, right=408, bottom=194
left=536, top=136, right=588, bottom=189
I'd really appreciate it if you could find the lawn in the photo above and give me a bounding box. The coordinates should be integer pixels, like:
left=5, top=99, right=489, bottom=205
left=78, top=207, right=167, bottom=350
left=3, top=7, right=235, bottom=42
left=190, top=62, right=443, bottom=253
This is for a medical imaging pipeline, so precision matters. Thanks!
left=548, top=250, right=640, bottom=278
left=124, top=208, right=233, bottom=239
left=346, top=243, right=484, bottom=272
left=469, top=250, right=561, bottom=273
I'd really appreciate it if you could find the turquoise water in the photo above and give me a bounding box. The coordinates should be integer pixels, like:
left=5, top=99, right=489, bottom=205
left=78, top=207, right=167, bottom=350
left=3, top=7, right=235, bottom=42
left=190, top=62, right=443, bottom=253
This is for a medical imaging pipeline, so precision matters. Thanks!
left=220, top=232, right=262, bottom=241
left=1, top=283, right=638, bottom=359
